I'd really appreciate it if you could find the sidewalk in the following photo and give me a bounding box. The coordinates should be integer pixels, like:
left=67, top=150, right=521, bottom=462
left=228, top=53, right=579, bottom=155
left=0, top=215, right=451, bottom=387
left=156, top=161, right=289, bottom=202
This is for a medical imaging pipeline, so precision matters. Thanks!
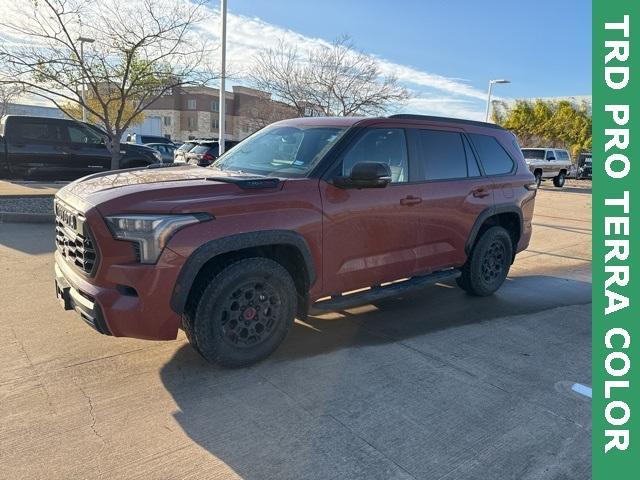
left=0, top=179, right=64, bottom=198
left=0, top=180, right=60, bottom=223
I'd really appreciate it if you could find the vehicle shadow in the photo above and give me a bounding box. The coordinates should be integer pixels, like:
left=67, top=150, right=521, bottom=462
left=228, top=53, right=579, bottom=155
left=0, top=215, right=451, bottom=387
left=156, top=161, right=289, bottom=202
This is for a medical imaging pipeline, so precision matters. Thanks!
left=159, top=273, right=592, bottom=479
left=539, top=185, right=591, bottom=195
left=0, top=222, right=55, bottom=255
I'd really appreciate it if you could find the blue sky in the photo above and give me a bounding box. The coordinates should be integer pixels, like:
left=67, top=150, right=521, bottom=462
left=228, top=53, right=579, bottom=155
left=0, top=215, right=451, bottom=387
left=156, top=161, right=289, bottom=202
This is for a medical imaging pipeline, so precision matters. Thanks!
left=222, top=0, right=592, bottom=117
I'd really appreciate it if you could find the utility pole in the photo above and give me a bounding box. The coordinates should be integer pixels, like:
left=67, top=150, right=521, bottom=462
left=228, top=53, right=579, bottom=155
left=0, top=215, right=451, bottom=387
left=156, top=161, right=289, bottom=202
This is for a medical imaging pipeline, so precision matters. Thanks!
left=77, top=36, right=95, bottom=122
left=485, top=79, right=510, bottom=122
left=218, top=0, right=227, bottom=156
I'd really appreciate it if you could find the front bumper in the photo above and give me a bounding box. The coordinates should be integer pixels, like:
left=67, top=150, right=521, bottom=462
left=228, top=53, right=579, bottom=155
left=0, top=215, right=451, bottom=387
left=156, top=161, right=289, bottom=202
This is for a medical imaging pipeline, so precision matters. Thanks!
left=54, top=248, right=185, bottom=340
left=55, top=262, right=111, bottom=335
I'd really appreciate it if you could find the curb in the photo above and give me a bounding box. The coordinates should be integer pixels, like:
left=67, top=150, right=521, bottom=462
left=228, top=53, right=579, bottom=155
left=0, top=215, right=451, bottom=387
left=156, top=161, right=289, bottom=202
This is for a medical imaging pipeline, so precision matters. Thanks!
left=0, top=194, right=56, bottom=199
left=0, top=212, right=55, bottom=224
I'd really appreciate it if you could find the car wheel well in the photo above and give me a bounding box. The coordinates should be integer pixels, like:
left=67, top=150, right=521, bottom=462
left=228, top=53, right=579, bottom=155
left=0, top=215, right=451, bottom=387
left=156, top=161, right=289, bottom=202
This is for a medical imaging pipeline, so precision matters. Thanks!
left=186, top=244, right=310, bottom=316
left=475, top=212, right=520, bottom=258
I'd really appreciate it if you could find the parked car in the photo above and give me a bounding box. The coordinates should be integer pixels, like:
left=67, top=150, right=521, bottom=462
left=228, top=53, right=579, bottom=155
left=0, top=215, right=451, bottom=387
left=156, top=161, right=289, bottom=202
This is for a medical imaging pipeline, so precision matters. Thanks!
left=173, top=141, right=197, bottom=163
left=576, top=152, right=592, bottom=179
left=185, top=140, right=240, bottom=166
left=145, top=143, right=177, bottom=163
left=53, top=114, right=536, bottom=367
left=125, top=133, right=175, bottom=146
left=0, top=115, right=162, bottom=180
left=521, top=148, right=572, bottom=187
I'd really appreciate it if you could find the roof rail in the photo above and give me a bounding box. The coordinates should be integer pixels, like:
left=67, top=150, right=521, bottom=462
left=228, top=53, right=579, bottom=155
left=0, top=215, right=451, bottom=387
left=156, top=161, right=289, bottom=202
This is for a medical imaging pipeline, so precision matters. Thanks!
left=387, top=114, right=505, bottom=130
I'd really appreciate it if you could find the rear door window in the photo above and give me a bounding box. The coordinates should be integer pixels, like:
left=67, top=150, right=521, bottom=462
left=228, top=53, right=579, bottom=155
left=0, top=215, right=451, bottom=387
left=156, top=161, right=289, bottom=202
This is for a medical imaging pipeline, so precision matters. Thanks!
left=13, top=119, right=65, bottom=143
left=463, top=135, right=482, bottom=177
left=468, top=134, right=515, bottom=175
left=414, top=129, right=468, bottom=181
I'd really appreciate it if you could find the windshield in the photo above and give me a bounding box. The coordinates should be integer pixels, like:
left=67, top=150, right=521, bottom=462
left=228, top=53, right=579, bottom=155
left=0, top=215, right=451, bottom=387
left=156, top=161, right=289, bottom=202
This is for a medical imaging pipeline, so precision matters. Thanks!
left=212, top=125, right=347, bottom=177
left=178, top=142, right=196, bottom=152
left=521, top=148, right=546, bottom=159
left=191, top=145, right=212, bottom=154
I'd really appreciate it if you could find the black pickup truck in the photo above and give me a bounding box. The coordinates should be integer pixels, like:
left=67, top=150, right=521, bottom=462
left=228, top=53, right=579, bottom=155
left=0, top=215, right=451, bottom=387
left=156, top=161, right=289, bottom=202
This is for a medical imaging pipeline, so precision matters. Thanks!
left=0, top=115, right=162, bottom=180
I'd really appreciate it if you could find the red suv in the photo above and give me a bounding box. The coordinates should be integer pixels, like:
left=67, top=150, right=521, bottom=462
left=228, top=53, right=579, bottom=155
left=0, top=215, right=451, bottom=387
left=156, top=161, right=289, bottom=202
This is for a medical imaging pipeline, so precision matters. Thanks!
left=54, top=115, right=537, bottom=366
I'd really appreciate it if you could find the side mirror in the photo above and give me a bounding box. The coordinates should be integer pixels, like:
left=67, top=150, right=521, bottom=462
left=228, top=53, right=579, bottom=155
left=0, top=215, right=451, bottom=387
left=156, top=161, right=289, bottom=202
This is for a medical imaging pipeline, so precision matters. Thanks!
left=333, top=161, right=392, bottom=189
left=547, top=156, right=556, bottom=161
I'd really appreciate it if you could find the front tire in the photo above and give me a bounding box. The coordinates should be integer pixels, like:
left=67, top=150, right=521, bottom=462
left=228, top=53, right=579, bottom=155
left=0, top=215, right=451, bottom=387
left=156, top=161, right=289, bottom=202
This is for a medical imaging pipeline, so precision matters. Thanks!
left=553, top=172, right=566, bottom=188
left=534, top=171, right=542, bottom=188
left=456, top=226, right=513, bottom=296
left=188, top=258, right=297, bottom=367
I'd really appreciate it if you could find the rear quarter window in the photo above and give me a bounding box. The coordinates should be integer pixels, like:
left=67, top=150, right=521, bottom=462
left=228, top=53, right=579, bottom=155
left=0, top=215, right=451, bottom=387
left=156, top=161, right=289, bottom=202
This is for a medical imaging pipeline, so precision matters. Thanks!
left=468, top=134, right=515, bottom=176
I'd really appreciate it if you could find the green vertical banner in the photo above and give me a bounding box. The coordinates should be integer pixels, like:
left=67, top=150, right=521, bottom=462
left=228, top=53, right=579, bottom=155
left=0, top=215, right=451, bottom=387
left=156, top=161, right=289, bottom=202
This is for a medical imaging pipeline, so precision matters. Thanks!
left=593, top=0, right=639, bottom=477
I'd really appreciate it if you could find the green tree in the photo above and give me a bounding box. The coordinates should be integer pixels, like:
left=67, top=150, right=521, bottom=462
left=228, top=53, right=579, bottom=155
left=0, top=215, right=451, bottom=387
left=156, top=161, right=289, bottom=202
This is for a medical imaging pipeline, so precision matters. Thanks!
left=493, top=99, right=592, bottom=158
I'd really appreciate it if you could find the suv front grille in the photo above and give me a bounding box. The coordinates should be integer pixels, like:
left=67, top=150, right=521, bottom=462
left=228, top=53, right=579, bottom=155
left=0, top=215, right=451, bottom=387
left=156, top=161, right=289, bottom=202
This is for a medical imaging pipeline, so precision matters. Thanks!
left=55, top=201, right=98, bottom=275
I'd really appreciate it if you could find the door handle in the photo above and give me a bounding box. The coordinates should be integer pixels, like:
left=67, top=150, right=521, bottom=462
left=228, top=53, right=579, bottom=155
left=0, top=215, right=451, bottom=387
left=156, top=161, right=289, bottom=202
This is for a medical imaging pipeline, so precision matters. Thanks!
left=400, top=195, right=422, bottom=206
left=472, top=188, right=491, bottom=198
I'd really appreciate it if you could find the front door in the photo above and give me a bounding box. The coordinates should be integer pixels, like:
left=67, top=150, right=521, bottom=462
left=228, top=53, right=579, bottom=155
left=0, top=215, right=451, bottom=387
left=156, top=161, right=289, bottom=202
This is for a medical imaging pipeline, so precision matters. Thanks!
left=320, top=127, right=422, bottom=295
left=65, top=121, right=110, bottom=176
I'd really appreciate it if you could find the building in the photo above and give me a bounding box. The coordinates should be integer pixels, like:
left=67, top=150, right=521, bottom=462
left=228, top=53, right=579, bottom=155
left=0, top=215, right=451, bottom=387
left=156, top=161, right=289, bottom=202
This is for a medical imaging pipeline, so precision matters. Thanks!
left=142, top=85, right=297, bottom=142
left=4, top=103, right=65, bottom=118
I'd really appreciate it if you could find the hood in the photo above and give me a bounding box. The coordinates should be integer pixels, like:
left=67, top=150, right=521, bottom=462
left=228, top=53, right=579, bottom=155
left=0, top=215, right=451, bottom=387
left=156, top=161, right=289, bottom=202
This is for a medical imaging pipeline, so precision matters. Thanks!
left=63, top=164, right=209, bottom=197
left=55, top=164, right=284, bottom=213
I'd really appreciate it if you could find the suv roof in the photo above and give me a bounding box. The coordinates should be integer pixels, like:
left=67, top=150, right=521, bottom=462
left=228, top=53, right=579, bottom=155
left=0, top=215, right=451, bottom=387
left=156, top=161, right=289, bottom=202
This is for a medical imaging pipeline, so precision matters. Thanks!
left=270, top=114, right=507, bottom=131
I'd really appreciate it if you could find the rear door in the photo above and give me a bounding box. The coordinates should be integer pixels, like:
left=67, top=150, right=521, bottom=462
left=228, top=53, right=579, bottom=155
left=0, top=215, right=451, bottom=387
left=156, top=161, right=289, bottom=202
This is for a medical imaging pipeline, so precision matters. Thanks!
left=65, top=121, right=110, bottom=175
left=410, top=128, right=496, bottom=271
left=467, top=132, right=517, bottom=207
left=5, top=117, right=68, bottom=178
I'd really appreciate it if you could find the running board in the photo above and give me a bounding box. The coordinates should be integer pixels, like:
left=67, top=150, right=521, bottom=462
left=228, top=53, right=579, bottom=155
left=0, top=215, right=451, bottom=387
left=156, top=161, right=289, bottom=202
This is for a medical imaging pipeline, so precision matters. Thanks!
left=310, top=269, right=461, bottom=314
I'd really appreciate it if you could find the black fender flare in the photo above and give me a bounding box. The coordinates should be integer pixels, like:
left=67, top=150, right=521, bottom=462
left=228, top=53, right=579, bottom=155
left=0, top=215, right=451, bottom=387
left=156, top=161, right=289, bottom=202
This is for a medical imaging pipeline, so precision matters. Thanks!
left=170, top=230, right=316, bottom=314
left=465, top=204, right=523, bottom=255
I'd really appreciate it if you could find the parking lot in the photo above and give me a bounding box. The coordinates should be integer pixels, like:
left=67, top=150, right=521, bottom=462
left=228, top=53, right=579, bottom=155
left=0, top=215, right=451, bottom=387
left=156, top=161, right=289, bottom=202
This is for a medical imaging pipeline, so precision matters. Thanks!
left=0, top=181, right=592, bottom=480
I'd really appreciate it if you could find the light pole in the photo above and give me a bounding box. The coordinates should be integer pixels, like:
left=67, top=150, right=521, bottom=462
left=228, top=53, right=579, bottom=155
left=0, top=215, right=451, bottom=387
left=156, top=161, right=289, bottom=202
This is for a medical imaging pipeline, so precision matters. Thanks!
left=218, top=0, right=227, bottom=157
left=485, top=79, right=510, bottom=122
left=77, top=36, right=95, bottom=122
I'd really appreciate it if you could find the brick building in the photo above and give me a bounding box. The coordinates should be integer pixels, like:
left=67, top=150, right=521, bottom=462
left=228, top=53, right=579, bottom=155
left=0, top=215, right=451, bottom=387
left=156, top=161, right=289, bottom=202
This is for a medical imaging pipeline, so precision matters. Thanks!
left=144, top=85, right=296, bottom=142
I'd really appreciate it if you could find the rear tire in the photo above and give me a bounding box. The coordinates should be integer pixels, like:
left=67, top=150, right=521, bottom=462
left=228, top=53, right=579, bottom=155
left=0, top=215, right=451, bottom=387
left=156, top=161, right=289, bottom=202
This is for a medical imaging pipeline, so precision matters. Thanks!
left=188, top=257, right=297, bottom=367
left=456, top=226, right=513, bottom=297
left=553, top=172, right=566, bottom=188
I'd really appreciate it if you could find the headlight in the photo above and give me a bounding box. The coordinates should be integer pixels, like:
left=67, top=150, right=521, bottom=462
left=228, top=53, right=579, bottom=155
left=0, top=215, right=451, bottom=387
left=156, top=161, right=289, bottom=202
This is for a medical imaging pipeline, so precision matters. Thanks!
left=105, top=214, right=210, bottom=263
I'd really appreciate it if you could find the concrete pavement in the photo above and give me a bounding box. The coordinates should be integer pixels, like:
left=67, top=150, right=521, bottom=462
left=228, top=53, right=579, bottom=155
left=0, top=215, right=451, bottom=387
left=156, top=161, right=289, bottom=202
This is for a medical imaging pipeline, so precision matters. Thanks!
left=0, top=179, right=63, bottom=197
left=0, top=182, right=592, bottom=479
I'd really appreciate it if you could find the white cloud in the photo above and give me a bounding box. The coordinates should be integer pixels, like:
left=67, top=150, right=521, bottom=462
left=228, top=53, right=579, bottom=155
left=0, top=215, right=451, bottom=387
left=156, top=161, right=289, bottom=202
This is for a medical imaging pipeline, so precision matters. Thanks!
left=5, top=0, right=487, bottom=119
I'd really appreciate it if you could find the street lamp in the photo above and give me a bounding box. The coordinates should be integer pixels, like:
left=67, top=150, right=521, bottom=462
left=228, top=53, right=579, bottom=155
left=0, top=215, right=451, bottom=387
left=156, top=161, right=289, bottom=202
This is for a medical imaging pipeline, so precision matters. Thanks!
left=485, top=79, right=510, bottom=122
left=77, top=36, right=95, bottom=122
left=218, top=0, right=227, bottom=156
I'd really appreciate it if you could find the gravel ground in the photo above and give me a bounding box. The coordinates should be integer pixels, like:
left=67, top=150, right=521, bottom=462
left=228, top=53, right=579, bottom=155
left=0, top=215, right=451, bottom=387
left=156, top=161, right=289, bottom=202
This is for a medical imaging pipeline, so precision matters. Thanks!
left=0, top=197, right=54, bottom=214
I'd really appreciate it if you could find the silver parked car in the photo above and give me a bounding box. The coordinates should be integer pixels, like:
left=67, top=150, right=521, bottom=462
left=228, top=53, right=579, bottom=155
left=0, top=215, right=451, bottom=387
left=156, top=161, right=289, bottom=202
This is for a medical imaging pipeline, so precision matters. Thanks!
left=521, top=148, right=572, bottom=188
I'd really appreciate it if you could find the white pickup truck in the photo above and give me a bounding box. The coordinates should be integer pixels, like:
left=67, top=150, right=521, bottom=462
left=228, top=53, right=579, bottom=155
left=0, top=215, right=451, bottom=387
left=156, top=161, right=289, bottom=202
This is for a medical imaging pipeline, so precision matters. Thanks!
left=521, top=148, right=572, bottom=188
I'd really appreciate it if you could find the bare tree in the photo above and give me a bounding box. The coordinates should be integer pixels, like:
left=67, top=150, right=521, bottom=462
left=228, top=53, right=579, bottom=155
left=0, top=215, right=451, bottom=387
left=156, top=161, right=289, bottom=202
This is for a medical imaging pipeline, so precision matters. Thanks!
left=0, top=0, right=218, bottom=168
left=248, top=97, right=297, bottom=131
left=0, top=83, right=22, bottom=117
left=250, top=36, right=408, bottom=117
